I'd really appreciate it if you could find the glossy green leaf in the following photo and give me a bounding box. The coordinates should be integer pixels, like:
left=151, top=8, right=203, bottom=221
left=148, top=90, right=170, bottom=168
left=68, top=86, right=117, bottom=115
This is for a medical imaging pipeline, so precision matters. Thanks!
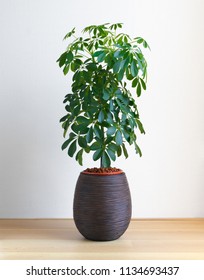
left=103, top=89, right=110, bottom=100
left=114, top=50, right=121, bottom=58
left=75, top=149, right=83, bottom=165
left=140, top=78, right=146, bottom=90
left=86, top=127, right=93, bottom=143
left=118, top=68, right=125, bottom=81
left=61, top=137, right=74, bottom=150
left=132, top=78, right=138, bottom=88
left=117, top=145, right=122, bottom=157
left=60, top=115, right=68, bottom=122
left=63, top=28, right=75, bottom=40
left=90, top=142, right=101, bottom=150
left=136, top=37, right=143, bottom=44
left=98, top=110, right=104, bottom=123
left=130, top=60, right=138, bottom=77
left=107, top=126, right=116, bottom=135
left=68, top=140, right=77, bottom=157
left=66, top=51, right=74, bottom=63
left=71, top=123, right=89, bottom=134
left=115, top=130, right=123, bottom=145
left=57, top=52, right=67, bottom=67
left=78, top=136, right=87, bottom=148
left=135, top=142, right=142, bottom=157
left=101, top=151, right=111, bottom=167
left=63, top=65, right=69, bottom=75
left=76, top=116, right=90, bottom=124
left=93, top=149, right=103, bottom=161
left=94, top=125, right=103, bottom=138
left=122, top=143, right=128, bottom=158
left=136, top=82, right=141, bottom=97
left=107, top=148, right=116, bottom=161
left=97, top=52, right=106, bottom=62
left=73, top=105, right=80, bottom=116
left=108, top=143, right=118, bottom=152
left=135, top=119, right=145, bottom=134
left=113, top=60, right=121, bottom=73
left=93, top=50, right=104, bottom=57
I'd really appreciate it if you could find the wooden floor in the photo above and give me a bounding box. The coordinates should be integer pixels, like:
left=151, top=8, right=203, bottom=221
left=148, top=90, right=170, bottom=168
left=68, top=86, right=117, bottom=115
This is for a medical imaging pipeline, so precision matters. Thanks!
left=0, top=219, right=204, bottom=260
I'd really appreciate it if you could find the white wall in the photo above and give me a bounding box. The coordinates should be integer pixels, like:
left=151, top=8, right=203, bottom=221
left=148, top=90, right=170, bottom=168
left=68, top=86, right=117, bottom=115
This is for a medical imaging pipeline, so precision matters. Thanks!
left=0, top=0, right=203, bottom=218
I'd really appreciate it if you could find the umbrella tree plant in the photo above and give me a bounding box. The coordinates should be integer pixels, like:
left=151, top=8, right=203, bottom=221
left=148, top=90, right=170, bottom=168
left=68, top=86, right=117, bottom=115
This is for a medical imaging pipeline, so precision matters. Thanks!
left=57, top=23, right=149, bottom=168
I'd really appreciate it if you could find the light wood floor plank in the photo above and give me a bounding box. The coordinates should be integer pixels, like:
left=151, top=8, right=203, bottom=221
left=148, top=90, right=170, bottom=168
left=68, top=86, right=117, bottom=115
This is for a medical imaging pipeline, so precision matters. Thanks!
left=0, top=219, right=204, bottom=260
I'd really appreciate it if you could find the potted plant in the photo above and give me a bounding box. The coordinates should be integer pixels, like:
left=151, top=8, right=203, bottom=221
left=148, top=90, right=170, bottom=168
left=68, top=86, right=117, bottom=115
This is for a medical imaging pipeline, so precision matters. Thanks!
left=57, top=23, right=149, bottom=241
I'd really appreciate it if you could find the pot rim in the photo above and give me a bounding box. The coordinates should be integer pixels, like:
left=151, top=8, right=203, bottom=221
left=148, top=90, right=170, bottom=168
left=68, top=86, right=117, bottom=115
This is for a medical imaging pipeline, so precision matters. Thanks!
left=81, top=170, right=124, bottom=176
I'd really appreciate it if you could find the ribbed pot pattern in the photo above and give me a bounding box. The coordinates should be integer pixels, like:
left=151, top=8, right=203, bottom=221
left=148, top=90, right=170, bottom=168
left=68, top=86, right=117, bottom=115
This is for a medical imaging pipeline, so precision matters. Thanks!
left=73, top=172, right=132, bottom=241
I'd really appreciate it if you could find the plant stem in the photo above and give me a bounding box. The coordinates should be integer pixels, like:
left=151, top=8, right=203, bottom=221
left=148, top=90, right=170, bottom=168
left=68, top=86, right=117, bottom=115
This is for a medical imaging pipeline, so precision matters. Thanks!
left=100, top=156, right=103, bottom=168
left=100, top=125, right=105, bottom=168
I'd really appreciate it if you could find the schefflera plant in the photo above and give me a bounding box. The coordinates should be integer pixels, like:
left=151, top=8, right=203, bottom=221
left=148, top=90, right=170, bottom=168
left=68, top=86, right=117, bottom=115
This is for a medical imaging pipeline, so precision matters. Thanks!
left=57, top=23, right=149, bottom=167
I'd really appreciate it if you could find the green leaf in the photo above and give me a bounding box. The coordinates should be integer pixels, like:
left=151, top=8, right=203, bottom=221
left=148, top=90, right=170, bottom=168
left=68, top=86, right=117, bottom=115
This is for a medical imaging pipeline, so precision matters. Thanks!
left=71, top=62, right=78, bottom=71
left=135, top=142, right=142, bottom=157
left=63, top=28, right=75, bottom=40
left=86, top=127, right=93, bottom=143
left=143, top=40, right=150, bottom=49
left=73, top=105, right=80, bottom=117
left=132, top=78, right=138, bottom=88
left=140, top=78, right=146, bottom=90
left=107, top=126, right=116, bottom=135
left=122, top=129, right=130, bottom=142
left=60, top=115, right=68, bottom=122
left=108, top=143, right=118, bottom=152
left=130, top=60, right=138, bottom=77
left=115, top=130, right=123, bottom=145
left=103, top=89, right=110, bottom=100
left=136, top=37, right=143, bottom=44
left=113, top=60, right=121, bottom=73
left=117, top=145, right=122, bottom=157
left=68, top=140, right=77, bottom=157
left=98, top=110, right=104, bottom=123
left=86, top=63, right=97, bottom=71
left=107, top=148, right=116, bottom=161
left=114, top=50, right=121, bottom=58
left=136, top=82, right=141, bottom=97
left=61, top=137, right=74, bottom=150
left=75, top=149, right=83, bottom=166
left=76, top=116, right=90, bottom=124
left=101, top=151, right=111, bottom=167
left=78, top=136, right=87, bottom=148
left=71, top=123, right=89, bottom=134
left=63, top=65, right=69, bottom=75
left=93, top=50, right=104, bottom=57
left=109, top=100, right=114, bottom=111
left=57, top=52, right=67, bottom=68
left=135, top=53, right=144, bottom=71
left=66, top=51, right=74, bottom=63
left=90, top=142, right=101, bottom=150
left=107, top=112, right=114, bottom=124
left=94, top=125, right=103, bottom=138
left=135, top=119, right=145, bottom=134
left=93, top=149, right=103, bottom=161
left=97, top=52, right=106, bottom=62
left=122, top=143, right=128, bottom=158
left=118, top=68, right=125, bottom=81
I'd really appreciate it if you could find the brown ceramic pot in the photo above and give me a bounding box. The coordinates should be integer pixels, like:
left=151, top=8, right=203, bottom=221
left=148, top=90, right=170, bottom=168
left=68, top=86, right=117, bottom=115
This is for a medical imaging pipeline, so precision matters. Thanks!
left=73, top=170, right=132, bottom=241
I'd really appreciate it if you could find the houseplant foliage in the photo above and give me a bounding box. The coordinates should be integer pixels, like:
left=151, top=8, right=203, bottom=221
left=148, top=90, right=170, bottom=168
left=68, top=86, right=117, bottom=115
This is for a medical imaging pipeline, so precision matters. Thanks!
left=57, top=23, right=149, bottom=168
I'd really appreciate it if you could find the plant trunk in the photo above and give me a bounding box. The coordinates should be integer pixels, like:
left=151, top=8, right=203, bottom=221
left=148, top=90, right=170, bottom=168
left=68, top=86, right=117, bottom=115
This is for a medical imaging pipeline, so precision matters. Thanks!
left=100, top=157, right=103, bottom=168
left=100, top=125, right=105, bottom=168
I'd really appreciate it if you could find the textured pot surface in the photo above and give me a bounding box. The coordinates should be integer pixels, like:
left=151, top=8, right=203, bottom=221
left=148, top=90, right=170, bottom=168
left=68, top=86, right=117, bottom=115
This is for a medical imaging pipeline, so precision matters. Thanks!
left=73, top=172, right=132, bottom=241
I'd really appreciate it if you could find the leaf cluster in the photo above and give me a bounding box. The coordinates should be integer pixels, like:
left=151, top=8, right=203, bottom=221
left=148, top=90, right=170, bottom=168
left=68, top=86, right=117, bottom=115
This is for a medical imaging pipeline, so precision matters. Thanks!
left=57, top=23, right=149, bottom=167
